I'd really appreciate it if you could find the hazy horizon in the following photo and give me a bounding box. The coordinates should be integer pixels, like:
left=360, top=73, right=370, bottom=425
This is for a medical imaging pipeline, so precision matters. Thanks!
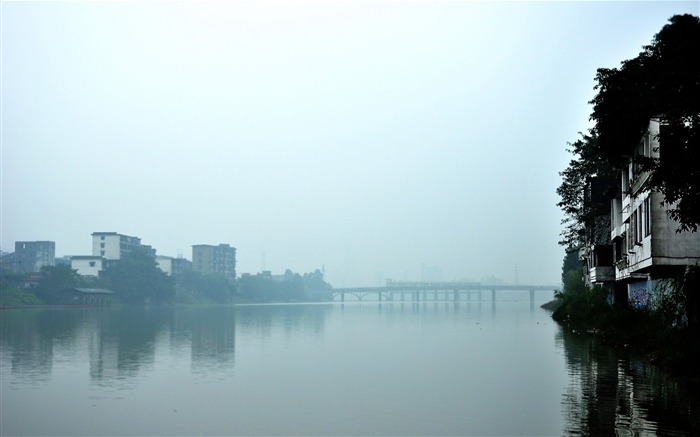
left=3, top=1, right=698, bottom=287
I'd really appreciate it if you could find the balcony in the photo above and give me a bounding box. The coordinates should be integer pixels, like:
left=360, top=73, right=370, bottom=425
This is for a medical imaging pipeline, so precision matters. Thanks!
left=589, top=266, right=615, bottom=283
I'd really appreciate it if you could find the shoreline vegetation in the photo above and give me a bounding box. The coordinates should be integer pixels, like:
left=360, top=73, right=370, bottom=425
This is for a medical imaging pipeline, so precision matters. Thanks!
left=541, top=268, right=700, bottom=384
left=1, top=248, right=334, bottom=308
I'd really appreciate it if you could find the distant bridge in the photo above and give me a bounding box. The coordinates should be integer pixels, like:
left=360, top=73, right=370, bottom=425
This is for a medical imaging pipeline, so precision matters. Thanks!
left=332, top=281, right=560, bottom=306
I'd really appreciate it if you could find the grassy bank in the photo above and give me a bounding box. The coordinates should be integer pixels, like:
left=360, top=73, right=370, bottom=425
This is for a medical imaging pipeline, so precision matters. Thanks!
left=0, top=288, right=45, bottom=307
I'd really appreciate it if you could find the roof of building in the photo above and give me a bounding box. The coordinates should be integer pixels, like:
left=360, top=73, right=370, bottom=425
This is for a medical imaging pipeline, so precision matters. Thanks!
left=62, top=288, right=114, bottom=294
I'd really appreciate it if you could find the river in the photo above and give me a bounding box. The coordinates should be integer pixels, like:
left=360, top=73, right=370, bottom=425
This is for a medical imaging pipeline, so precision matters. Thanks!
left=1, top=294, right=698, bottom=436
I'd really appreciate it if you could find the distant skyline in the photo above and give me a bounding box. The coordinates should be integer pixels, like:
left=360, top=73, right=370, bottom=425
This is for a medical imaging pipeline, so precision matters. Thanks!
left=2, top=1, right=698, bottom=287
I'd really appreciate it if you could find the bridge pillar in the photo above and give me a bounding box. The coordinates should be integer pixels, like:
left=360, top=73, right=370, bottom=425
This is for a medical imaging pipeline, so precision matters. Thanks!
left=530, top=290, right=535, bottom=308
left=491, top=289, right=496, bottom=302
left=454, top=290, right=459, bottom=301
left=341, top=292, right=344, bottom=303
left=378, top=292, right=382, bottom=302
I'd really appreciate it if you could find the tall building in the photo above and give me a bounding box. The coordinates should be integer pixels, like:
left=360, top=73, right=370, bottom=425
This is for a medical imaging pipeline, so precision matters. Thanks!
left=92, top=232, right=149, bottom=260
left=14, top=241, right=55, bottom=273
left=192, top=244, right=236, bottom=281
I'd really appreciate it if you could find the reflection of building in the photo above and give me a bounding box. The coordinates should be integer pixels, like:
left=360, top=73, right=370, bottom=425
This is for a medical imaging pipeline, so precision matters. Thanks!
left=92, top=232, right=152, bottom=260
left=192, top=244, right=236, bottom=281
left=14, top=241, right=55, bottom=273
left=583, top=119, right=700, bottom=305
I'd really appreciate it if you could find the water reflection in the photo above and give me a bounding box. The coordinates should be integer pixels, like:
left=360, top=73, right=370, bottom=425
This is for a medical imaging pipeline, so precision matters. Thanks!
left=559, top=328, right=699, bottom=436
left=2, top=304, right=698, bottom=436
left=0, top=305, right=334, bottom=387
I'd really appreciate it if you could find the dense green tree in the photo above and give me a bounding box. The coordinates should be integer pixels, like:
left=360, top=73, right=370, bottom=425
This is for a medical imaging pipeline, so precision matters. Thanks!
left=176, top=270, right=234, bottom=303
left=557, top=131, right=617, bottom=247
left=104, top=247, right=175, bottom=304
left=303, top=269, right=333, bottom=300
left=237, top=269, right=331, bottom=302
left=36, top=265, right=80, bottom=292
left=590, top=14, right=700, bottom=231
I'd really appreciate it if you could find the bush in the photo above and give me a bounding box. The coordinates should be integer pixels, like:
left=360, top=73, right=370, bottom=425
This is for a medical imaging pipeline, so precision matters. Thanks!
left=0, top=287, right=44, bottom=307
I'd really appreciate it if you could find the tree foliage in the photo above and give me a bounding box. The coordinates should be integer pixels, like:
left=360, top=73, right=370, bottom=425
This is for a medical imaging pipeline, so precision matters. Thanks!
left=176, top=270, right=235, bottom=303
left=557, top=131, right=617, bottom=247
left=104, top=247, right=175, bottom=305
left=590, top=14, right=700, bottom=231
left=37, top=265, right=80, bottom=292
left=238, top=269, right=332, bottom=302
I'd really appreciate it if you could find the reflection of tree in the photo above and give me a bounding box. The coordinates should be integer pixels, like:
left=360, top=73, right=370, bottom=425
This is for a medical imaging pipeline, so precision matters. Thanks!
left=559, top=328, right=618, bottom=436
left=181, top=307, right=237, bottom=370
left=0, top=309, right=82, bottom=381
left=559, top=328, right=700, bottom=435
left=235, top=304, right=332, bottom=340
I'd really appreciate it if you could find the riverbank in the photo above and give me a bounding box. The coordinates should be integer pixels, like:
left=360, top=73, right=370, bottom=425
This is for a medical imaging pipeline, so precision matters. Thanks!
left=542, top=293, right=700, bottom=383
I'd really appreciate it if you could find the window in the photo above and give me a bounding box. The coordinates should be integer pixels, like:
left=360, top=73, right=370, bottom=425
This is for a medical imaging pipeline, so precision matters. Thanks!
left=639, top=133, right=651, bottom=157
left=101, top=236, right=105, bottom=240
left=89, top=261, right=96, bottom=267
left=100, top=250, right=105, bottom=256
left=637, top=208, right=643, bottom=244
left=628, top=216, right=635, bottom=252
left=644, top=197, right=651, bottom=237
left=100, top=243, right=105, bottom=248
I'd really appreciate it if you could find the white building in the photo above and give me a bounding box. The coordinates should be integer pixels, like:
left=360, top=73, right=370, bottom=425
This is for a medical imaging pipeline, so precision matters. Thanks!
left=92, top=232, right=144, bottom=260
left=156, top=255, right=173, bottom=276
left=71, top=256, right=104, bottom=277
left=608, top=119, right=700, bottom=305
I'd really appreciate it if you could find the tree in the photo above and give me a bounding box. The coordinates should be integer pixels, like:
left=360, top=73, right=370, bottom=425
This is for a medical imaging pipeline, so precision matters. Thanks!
left=590, top=14, right=700, bottom=231
left=104, top=247, right=174, bottom=304
left=557, top=131, right=617, bottom=247
left=175, top=270, right=235, bottom=303
left=37, top=265, right=80, bottom=291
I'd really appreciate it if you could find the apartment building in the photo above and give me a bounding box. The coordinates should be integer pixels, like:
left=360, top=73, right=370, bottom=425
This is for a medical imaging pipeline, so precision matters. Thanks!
left=14, top=241, right=55, bottom=273
left=192, top=244, right=236, bottom=281
left=585, top=119, right=700, bottom=306
left=92, top=232, right=152, bottom=260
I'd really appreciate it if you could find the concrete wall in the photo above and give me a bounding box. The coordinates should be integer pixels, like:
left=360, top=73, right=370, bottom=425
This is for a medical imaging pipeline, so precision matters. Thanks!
left=72, top=257, right=104, bottom=277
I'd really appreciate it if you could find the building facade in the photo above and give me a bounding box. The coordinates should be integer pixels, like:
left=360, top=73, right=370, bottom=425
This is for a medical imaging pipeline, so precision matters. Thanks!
left=92, top=232, right=147, bottom=260
left=71, top=256, right=105, bottom=277
left=171, top=257, right=192, bottom=277
left=585, top=119, right=700, bottom=306
left=192, top=244, right=236, bottom=281
left=14, top=241, right=55, bottom=273
left=156, top=256, right=173, bottom=276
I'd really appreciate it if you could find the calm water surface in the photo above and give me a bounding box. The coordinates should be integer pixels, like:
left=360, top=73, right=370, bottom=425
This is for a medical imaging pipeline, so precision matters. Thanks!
left=1, top=296, right=698, bottom=436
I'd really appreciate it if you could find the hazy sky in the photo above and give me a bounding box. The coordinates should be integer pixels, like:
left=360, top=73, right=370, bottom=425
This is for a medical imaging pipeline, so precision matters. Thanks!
left=2, top=1, right=698, bottom=287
